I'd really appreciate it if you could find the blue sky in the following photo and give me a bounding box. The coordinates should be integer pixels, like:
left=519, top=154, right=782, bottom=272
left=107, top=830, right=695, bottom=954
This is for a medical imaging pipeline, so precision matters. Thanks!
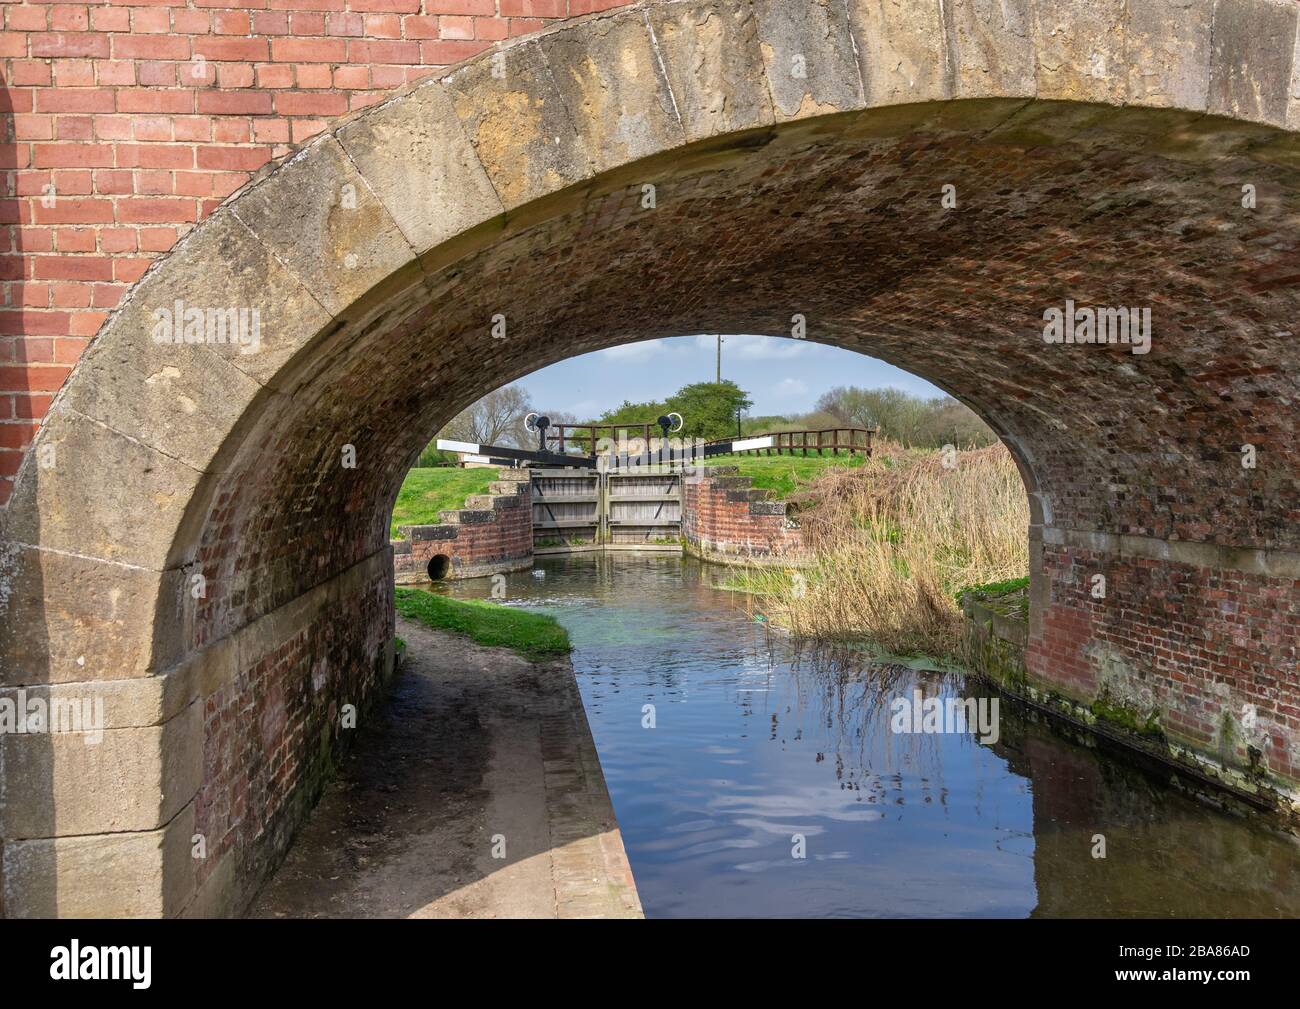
left=518, top=334, right=944, bottom=420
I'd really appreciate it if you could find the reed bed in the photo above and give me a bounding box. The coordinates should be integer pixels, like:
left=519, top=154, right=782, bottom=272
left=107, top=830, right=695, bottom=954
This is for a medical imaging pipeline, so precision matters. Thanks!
left=741, top=442, right=1029, bottom=659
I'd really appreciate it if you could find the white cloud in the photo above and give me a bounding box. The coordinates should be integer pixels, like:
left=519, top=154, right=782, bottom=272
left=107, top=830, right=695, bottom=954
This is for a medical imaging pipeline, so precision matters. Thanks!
left=600, top=338, right=668, bottom=362
left=774, top=378, right=808, bottom=398
left=566, top=399, right=600, bottom=418
left=694, top=333, right=808, bottom=360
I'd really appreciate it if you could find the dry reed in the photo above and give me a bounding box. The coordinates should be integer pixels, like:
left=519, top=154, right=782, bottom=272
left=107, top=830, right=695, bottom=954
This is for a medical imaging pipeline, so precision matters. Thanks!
left=744, top=442, right=1029, bottom=659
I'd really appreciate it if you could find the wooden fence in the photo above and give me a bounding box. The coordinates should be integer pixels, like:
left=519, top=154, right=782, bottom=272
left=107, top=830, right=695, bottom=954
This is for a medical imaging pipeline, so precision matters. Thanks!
left=707, top=427, right=875, bottom=457
left=540, top=424, right=877, bottom=459
left=543, top=422, right=659, bottom=457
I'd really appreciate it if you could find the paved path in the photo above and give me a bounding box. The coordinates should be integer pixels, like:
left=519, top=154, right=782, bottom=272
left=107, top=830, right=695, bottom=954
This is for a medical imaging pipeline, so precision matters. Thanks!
left=247, top=616, right=642, bottom=918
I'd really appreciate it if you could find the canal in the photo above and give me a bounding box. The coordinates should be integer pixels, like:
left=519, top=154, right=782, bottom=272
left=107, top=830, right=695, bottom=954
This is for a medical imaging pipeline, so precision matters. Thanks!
left=439, top=553, right=1300, bottom=918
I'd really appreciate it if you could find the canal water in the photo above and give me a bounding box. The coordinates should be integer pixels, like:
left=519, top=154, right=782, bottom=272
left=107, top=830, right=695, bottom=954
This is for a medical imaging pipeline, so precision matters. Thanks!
left=438, top=553, right=1300, bottom=918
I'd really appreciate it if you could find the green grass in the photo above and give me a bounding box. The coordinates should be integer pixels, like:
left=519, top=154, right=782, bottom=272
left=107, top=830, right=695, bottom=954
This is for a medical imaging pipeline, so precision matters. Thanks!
left=715, top=567, right=799, bottom=594
left=394, top=588, right=571, bottom=660
left=391, top=467, right=498, bottom=538
left=954, top=575, right=1029, bottom=603
left=706, top=452, right=867, bottom=498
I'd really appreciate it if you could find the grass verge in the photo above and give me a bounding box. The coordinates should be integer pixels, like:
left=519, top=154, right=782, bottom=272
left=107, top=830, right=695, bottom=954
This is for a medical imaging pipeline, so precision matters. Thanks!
left=955, top=575, right=1029, bottom=603
left=391, top=467, right=498, bottom=539
left=705, top=452, right=868, bottom=498
left=394, top=588, right=570, bottom=660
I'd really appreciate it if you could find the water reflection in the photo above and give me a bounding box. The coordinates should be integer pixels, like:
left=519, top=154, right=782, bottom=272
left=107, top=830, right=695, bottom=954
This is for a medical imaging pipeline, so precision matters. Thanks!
left=437, top=553, right=1300, bottom=918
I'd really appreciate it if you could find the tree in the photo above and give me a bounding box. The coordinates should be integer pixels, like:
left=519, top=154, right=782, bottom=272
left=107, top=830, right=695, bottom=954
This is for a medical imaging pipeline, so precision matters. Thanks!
left=534, top=408, right=579, bottom=452
left=816, top=385, right=995, bottom=449
left=792, top=409, right=844, bottom=431
left=665, top=380, right=753, bottom=441
left=597, top=399, right=667, bottom=427
left=912, top=396, right=996, bottom=449
left=741, top=413, right=797, bottom=435
left=590, top=384, right=755, bottom=442
left=438, top=384, right=534, bottom=449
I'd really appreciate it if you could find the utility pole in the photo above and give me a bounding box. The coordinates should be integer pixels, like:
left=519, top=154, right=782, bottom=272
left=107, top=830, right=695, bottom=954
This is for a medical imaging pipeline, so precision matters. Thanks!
left=715, top=334, right=722, bottom=383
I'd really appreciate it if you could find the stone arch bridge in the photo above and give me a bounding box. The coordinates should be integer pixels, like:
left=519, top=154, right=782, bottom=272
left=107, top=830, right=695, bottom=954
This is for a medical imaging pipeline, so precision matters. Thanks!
left=1, top=0, right=1299, bottom=916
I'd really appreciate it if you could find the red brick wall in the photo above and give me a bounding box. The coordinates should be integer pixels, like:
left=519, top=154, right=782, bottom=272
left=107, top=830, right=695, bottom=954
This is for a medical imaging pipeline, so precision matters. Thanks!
left=196, top=553, right=392, bottom=911
left=682, top=466, right=803, bottom=562
left=1027, top=541, right=1300, bottom=786
left=0, top=0, right=633, bottom=504
left=392, top=470, right=532, bottom=581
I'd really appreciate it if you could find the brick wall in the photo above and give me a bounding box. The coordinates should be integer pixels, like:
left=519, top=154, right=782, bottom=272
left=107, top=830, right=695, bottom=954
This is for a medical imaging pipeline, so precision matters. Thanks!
left=392, top=469, right=532, bottom=582
left=192, top=548, right=393, bottom=914
left=682, top=465, right=803, bottom=564
left=961, top=539, right=1299, bottom=804
left=1027, top=540, right=1300, bottom=788
left=0, top=0, right=633, bottom=504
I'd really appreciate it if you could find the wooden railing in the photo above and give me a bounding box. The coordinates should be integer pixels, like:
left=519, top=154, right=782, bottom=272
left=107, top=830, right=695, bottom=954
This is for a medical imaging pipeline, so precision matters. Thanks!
left=539, top=424, right=877, bottom=458
left=542, top=422, right=660, bottom=456
left=706, top=427, right=876, bottom=457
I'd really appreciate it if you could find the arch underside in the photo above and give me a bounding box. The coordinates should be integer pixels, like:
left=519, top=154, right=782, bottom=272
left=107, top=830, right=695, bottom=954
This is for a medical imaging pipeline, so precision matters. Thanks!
left=203, top=102, right=1300, bottom=637
left=1, top=0, right=1299, bottom=916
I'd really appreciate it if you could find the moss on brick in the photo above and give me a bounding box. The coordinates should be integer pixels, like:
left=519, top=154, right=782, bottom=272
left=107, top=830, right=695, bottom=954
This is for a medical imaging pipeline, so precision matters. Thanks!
left=1089, top=692, right=1164, bottom=740
left=957, top=577, right=1030, bottom=621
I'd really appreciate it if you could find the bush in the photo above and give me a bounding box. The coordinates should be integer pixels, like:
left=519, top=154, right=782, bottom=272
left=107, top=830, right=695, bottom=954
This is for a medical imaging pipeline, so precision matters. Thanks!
left=414, top=445, right=460, bottom=468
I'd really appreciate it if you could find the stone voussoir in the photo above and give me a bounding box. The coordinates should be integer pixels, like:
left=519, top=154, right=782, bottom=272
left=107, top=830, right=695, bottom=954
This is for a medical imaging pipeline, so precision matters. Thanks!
left=231, top=135, right=423, bottom=316
left=647, top=0, right=777, bottom=142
